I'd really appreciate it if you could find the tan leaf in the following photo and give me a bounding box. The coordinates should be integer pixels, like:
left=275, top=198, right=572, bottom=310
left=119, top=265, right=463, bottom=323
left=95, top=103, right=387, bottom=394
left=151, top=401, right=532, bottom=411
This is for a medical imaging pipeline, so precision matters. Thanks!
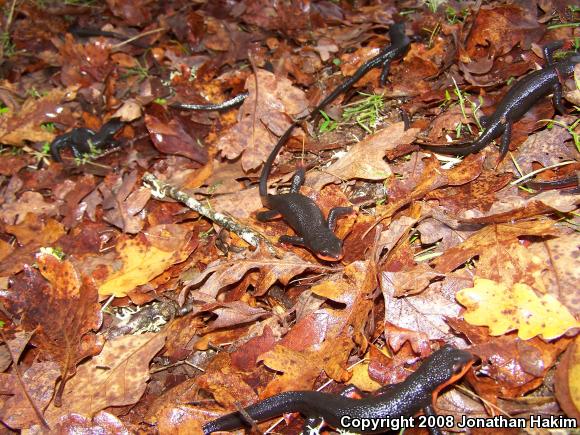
left=321, top=123, right=418, bottom=183
left=48, top=332, right=166, bottom=417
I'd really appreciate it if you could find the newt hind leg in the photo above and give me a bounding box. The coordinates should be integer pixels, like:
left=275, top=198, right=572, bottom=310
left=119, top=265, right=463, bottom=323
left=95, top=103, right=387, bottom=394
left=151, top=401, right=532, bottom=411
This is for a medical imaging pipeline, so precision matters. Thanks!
left=257, top=209, right=282, bottom=221
left=279, top=235, right=305, bottom=246
left=497, top=120, right=512, bottom=165
left=327, top=207, right=352, bottom=231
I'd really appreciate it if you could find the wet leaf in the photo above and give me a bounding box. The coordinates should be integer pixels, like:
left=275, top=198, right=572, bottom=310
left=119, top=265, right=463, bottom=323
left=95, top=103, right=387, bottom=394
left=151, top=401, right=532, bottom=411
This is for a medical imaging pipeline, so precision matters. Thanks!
left=456, top=278, right=580, bottom=340
left=46, top=332, right=165, bottom=417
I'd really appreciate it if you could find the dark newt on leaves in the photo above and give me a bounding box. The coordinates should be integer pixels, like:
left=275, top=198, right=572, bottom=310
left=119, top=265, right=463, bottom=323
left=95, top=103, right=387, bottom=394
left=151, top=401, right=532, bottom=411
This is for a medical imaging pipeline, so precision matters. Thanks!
left=170, top=24, right=410, bottom=260
left=50, top=118, right=124, bottom=162
left=257, top=23, right=410, bottom=261
left=169, top=23, right=410, bottom=116
left=203, top=345, right=474, bottom=435
left=420, top=41, right=580, bottom=163
left=68, top=25, right=149, bottom=48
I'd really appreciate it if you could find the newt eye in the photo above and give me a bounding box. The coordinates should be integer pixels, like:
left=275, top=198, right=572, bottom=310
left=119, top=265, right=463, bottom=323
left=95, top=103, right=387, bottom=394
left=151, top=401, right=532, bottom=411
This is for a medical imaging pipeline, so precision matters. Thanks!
left=452, top=362, right=465, bottom=374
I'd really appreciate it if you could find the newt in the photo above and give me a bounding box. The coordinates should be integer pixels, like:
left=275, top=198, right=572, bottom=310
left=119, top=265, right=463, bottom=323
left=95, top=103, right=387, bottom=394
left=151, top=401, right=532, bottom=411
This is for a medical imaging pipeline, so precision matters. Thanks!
left=256, top=23, right=410, bottom=261
left=50, top=118, right=124, bottom=162
left=68, top=25, right=149, bottom=48
left=420, top=41, right=580, bottom=163
left=203, top=345, right=474, bottom=435
left=170, top=23, right=409, bottom=115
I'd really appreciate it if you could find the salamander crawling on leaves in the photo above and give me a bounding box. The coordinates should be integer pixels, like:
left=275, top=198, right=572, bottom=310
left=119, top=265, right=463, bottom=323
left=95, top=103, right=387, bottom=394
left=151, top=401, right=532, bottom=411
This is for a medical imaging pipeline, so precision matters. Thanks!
left=50, top=118, right=124, bottom=162
left=203, top=345, right=474, bottom=435
left=170, top=23, right=410, bottom=115
left=256, top=23, right=410, bottom=261
left=420, top=41, right=580, bottom=163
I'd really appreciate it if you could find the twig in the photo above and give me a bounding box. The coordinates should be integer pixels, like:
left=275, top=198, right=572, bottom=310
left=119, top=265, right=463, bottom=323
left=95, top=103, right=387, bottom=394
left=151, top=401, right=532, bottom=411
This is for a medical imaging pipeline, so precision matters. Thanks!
left=110, top=27, right=166, bottom=50
left=142, top=173, right=278, bottom=256
left=0, top=330, right=50, bottom=429
left=509, top=160, right=576, bottom=186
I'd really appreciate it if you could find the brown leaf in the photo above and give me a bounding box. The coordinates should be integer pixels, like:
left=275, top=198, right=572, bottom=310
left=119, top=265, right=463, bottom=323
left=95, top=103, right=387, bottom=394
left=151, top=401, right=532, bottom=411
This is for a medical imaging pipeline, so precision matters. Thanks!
left=554, top=336, right=580, bottom=419
left=0, top=361, right=60, bottom=430
left=0, top=256, right=103, bottom=406
left=459, top=189, right=579, bottom=224
left=467, top=334, right=569, bottom=400
left=55, top=34, right=113, bottom=86
left=260, top=261, right=376, bottom=395
left=381, top=271, right=468, bottom=343
left=216, top=69, right=309, bottom=171
left=145, top=114, right=208, bottom=163
left=431, top=221, right=557, bottom=274
left=376, top=154, right=483, bottom=220
left=0, top=192, right=60, bottom=225
left=316, top=123, right=418, bottom=186
left=464, top=4, right=543, bottom=58
left=185, top=248, right=332, bottom=298
left=529, top=233, right=580, bottom=315
left=0, top=215, right=66, bottom=277
left=0, top=86, right=78, bottom=146
left=53, top=411, right=132, bottom=434
left=46, top=332, right=165, bottom=417
left=499, top=115, right=577, bottom=174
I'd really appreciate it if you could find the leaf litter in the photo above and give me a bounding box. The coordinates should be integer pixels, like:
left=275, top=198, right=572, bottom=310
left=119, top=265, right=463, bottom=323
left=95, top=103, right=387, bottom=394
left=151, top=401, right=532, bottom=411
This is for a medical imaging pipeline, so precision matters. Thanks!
left=0, top=0, right=577, bottom=433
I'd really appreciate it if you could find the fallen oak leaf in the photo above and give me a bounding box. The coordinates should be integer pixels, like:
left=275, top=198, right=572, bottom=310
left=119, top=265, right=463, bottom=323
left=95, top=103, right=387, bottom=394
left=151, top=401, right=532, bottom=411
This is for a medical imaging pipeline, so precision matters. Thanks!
left=184, top=248, right=334, bottom=298
left=0, top=360, right=60, bottom=430
left=0, top=255, right=103, bottom=407
left=98, top=225, right=193, bottom=297
left=431, top=220, right=557, bottom=274
left=456, top=278, right=580, bottom=340
left=313, top=122, right=419, bottom=188
left=45, top=332, right=166, bottom=419
left=216, top=69, right=309, bottom=171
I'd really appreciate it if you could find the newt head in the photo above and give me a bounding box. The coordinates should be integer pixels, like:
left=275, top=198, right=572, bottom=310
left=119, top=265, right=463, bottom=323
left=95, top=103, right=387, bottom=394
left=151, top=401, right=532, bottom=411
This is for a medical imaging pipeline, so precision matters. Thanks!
left=309, top=233, right=344, bottom=262
left=418, top=345, right=474, bottom=402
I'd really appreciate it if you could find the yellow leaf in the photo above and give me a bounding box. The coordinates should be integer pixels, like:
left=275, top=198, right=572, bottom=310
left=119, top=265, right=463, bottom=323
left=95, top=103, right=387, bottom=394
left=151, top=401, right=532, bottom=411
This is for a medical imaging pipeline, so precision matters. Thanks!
left=98, top=238, right=175, bottom=297
left=456, top=278, right=580, bottom=340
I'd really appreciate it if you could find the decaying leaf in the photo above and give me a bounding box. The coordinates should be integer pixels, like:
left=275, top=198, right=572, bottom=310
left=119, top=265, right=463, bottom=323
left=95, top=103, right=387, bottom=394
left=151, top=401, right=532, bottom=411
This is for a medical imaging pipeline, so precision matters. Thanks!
left=98, top=225, right=193, bottom=297
left=46, top=332, right=165, bottom=418
left=0, top=255, right=103, bottom=407
left=0, top=361, right=60, bottom=430
left=456, top=278, right=579, bottom=340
